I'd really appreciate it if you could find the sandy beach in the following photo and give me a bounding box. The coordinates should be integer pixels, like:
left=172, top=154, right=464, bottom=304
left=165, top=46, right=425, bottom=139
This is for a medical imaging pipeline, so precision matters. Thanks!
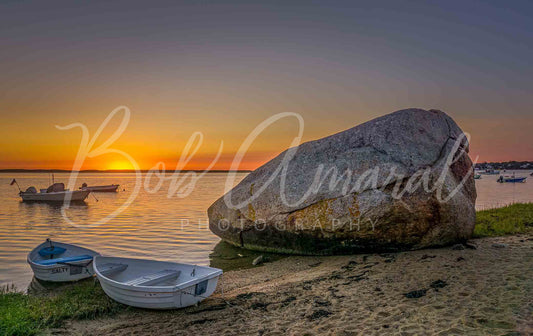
left=52, top=234, right=532, bottom=336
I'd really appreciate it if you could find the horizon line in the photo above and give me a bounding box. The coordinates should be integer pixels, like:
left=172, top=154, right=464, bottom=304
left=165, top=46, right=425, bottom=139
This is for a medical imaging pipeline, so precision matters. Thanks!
left=1, top=159, right=532, bottom=174
left=0, top=169, right=252, bottom=173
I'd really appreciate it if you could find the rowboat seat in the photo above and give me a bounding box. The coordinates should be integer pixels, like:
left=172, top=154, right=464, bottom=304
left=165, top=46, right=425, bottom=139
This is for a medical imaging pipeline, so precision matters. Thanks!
left=124, top=269, right=180, bottom=286
left=35, top=254, right=93, bottom=266
left=98, top=263, right=128, bottom=276
left=38, top=246, right=67, bottom=257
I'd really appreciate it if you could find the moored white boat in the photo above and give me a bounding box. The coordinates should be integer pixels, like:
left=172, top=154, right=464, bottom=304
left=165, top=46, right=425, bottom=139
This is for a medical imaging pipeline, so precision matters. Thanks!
left=20, top=190, right=90, bottom=202
left=94, top=256, right=223, bottom=309
left=19, top=183, right=90, bottom=202
left=27, top=239, right=100, bottom=282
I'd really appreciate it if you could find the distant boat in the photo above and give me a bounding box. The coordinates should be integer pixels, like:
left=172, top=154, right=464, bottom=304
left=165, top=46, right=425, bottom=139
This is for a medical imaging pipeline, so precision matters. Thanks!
left=80, top=183, right=119, bottom=192
left=19, top=183, right=90, bottom=202
left=94, top=256, right=223, bottom=309
left=497, top=175, right=527, bottom=183
left=480, top=169, right=500, bottom=175
left=27, top=239, right=100, bottom=282
left=474, top=174, right=482, bottom=180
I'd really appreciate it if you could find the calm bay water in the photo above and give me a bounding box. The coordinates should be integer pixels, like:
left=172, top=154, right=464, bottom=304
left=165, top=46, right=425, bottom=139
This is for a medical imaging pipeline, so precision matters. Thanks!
left=0, top=170, right=532, bottom=290
left=475, top=170, right=533, bottom=209
left=0, top=172, right=247, bottom=290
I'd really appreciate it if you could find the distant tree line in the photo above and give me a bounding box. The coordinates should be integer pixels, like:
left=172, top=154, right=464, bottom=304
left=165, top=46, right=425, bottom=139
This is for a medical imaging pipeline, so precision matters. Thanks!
left=475, top=161, right=533, bottom=170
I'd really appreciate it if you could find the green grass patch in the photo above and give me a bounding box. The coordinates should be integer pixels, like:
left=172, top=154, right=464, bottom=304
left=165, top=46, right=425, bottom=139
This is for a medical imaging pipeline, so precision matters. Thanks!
left=475, top=203, right=533, bottom=237
left=0, top=280, right=126, bottom=336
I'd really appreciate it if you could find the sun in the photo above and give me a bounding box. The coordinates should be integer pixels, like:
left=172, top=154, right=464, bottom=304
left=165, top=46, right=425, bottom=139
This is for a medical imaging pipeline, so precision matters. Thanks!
left=106, top=161, right=134, bottom=170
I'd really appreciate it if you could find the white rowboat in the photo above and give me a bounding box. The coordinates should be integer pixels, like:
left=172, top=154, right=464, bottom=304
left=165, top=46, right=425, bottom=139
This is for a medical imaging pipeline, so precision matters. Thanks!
left=94, top=256, right=223, bottom=309
left=27, top=239, right=100, bottom=282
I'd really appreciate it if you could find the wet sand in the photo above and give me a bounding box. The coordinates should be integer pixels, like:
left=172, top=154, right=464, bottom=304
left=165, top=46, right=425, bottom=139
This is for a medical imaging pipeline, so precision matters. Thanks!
left=53, top=234, right=532, bottom=335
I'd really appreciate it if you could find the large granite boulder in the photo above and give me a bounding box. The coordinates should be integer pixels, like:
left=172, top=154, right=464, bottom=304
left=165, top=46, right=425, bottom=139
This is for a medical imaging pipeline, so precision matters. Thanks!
left=208, top=108, right=477, bottom=254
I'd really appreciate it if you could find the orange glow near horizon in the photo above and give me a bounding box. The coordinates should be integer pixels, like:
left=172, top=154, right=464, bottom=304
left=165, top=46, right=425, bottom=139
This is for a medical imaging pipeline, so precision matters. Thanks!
left=0, top=141, right=526, bottom=172
left=0, top=142, right=282, bottom=171
left=0, top=116, right=530, bottom=171
left=0, top=106, right=307, bottom=171
left=106, top=161, right=136, bottom=171
left=0, top=106, right=531, bottom=171
left=0, top=157, right=275, bottom=171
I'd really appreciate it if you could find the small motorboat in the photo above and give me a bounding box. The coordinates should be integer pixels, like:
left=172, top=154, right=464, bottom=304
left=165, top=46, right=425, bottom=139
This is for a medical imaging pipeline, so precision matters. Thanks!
left=94, top=256, right=223, bottom=309
left=497, top=175, right=527, bottom=183
left=19, top=183, right=90, bottom=203
left=27, top=239, right=100, bottom=282
left=80, top=183, right=119, bottom=192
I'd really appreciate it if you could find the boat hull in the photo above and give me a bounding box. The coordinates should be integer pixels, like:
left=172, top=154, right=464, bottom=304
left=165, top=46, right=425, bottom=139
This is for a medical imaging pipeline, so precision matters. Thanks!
left=28, top=241, right=100, bottom=282
left=81, top=185, right=119, bottom=192
left=498, top=177, right=527, bottom=183
left=20, top=190, right=90, bottom=202
left=98, top=275, right=220, bottom=309
left=94, top=256, right=222, bottom=309
left=29, top=259, right=97, bottom=282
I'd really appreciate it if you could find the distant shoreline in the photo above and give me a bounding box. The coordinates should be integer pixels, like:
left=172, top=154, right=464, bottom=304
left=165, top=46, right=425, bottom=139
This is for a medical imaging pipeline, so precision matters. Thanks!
left=2, top=167, right=533, bottom=174
left=0, top=169, right=252, bottom=173
left=475, top=161, right=533, bottom=170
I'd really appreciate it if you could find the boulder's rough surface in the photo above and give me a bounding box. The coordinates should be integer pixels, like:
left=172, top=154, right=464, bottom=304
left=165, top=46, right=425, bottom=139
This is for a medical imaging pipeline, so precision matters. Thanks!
left=208, top=109, right=477, bottom=254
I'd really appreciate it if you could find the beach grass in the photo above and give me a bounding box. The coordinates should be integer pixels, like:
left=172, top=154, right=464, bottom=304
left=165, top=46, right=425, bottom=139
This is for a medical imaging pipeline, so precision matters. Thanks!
left=0, top=280, right=126, bottom=336
left=474, top=202, right=533, bottom=237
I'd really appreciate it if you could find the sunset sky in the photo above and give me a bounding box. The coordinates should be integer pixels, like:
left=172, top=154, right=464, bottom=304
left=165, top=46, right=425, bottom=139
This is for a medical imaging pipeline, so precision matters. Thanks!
left=1, top=0, right=532, bottom=170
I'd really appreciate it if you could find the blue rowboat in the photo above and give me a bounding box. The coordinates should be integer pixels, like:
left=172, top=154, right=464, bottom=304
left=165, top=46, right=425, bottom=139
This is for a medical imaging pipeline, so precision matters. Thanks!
left=28, top=239, right=100, bottom=282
